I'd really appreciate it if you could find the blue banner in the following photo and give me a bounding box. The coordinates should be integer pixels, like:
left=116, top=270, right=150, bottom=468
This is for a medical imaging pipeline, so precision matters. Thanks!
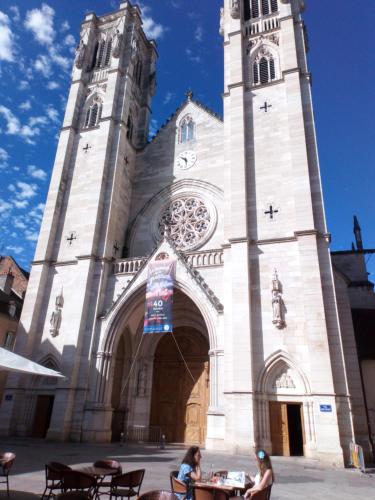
left=143, top=258, right=176, bottom=334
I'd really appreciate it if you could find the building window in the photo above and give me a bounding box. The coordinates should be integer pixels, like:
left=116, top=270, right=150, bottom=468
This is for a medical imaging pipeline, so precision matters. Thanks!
left=253, top=52, right=277, bottom=85
left=250, top=0, right=260, bottom=19
left=134, top=60, right=143, bottom=86
left=3, top=331, right=15, bottom=351
left=93, top=38, right=112, bottom=69
left=84, top=100, right=102, bottom=128
left=179, top=116, right=195, bottom=143
left=126, top=113, right=134, bottom=142
left=248, top=0, right=278, bottom=19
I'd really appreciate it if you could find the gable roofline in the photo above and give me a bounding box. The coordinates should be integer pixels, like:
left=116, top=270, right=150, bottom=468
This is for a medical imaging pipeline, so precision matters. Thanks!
left=102, top=235, right=223, bottom=319
left=145, top=95, right=223, bottom=147
left=0, top=255, right=29, bottom=280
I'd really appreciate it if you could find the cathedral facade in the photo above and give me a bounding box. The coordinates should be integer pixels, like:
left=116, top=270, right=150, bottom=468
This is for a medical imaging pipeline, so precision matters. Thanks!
left=0, top=0, right=372, bottom=465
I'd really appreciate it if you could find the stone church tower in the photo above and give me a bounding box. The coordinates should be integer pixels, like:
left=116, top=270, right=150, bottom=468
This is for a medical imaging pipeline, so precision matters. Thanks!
left=0, top=0, right=371, bottom=465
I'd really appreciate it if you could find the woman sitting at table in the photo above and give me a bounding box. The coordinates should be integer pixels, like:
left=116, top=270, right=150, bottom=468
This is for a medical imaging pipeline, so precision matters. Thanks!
left=177, top=446, right=202, bottom=499
left=244, top=450, right=274, bottom=498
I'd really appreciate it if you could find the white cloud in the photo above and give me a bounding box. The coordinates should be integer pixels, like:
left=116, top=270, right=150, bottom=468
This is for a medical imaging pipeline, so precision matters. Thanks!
left=0, top=11, right=15, bottom=62
left=5, top=245, right=23, bottom=255
left=0, top=199, right=12, bottom=214
left=186, top=48, right=202, bottom=64
left=19, top=100, right=32, bottom=111
left=61, top=20, right=70, bottom=32
left=27, top=164, right=47, bottom=181
left=34, top=54, right=52, bottom=77
left=28, top=203, right=44, bottom=223
left=9, top=6, right=20, bottom=23
left=48, top=46, right=71, bottom=71
left=140, top=4, right=166, bottom=40
left=149, top=118, right=158, bottom=137
left=195, top=26, right=203, bottom=42
left=64, top=34, right=76, bottom=46
left=163, top=91, right=175, bottom=105
left=47, top=81, right=59, bottom=90
left=28, top=116, right=49, bottom=127
left=25, top=230, right=38, bottom=242
left=13, top=219, right=26, bottom=229
left=14, top=181, right=38, bottom=199
left=24, top=3, right=55, bottom=46
left=0, top=147, right=9, bottom=162
left=0, top=105, right=40, bottom=144
left=18, top=80, right=30, bottom=90
left=13, top=200, right=28, bottom=209
left=46, top=106, right=59, bottom=123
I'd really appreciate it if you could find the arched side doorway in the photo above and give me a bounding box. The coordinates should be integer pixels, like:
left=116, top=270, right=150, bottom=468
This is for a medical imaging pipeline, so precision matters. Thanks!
left=256, top=351, right=314, bottom=457
left=150, top=326, right=209, bottom=444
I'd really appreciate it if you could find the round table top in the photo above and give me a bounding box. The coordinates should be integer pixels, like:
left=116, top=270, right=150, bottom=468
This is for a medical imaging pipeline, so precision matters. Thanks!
left=76, top=466, right=118, bottom=477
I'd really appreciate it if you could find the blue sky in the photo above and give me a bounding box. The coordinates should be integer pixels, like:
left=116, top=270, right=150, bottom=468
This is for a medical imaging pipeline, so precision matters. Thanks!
left=0, top=0, right=374, bottom=279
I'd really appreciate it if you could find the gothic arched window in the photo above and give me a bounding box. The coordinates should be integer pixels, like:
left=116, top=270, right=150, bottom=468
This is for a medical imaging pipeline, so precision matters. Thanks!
left=250, top=0, right=260, bottom=19
left=179, top=116, right=195, bottom=143
left=93, top=37, right=113, bottom=69
left=247, top=0, right=278, bottom=19
left=252, top=52, right=277, bottom=86
left=127, top=113, right=134, bottom=142
left=84, top=100, right=102, bottom=128
left=134, top=60, right=143, bottom=86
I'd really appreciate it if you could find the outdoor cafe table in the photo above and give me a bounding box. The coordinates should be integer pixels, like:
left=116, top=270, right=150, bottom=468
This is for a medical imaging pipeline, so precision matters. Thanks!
left=75, top=466, right=118, bottom=493
left=195, top=479, right=252, bottom=497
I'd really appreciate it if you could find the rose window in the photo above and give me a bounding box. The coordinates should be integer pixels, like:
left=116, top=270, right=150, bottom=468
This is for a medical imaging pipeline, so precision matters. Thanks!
left=158, top=197, right=212, bottom=250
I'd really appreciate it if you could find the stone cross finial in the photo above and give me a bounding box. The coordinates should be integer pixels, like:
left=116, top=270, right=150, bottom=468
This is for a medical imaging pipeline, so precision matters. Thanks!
left=185, top=90, right=193, bottom=101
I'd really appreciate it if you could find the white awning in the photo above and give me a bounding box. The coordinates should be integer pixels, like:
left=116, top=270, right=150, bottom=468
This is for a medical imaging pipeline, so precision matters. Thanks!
left=0, top=347, right=65, bottom=378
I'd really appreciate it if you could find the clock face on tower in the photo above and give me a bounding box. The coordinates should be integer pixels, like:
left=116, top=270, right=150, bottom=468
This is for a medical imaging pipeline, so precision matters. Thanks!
left=176, top=150, right=197, bottom=170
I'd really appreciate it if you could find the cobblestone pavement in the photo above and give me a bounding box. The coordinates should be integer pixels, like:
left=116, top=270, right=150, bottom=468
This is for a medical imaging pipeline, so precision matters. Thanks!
left=0, top=439, right=373, bottom=499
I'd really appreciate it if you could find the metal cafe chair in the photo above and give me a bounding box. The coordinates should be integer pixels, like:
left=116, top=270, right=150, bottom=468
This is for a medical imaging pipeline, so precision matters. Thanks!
left=42, top=462, right=72, bottom=499
left=93, top=459, right=122, bottom=497
left=169, top=472, right=187, bottom=499
left=109, top=469, right=145, bottom=500
left=0, top=452, right=16, bottom=497
left=61, top=470, right=97, bottom=498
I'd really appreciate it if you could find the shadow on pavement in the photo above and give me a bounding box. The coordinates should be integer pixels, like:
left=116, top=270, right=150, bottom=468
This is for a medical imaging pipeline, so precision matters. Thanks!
left=0, top=492, right=39, bottom=500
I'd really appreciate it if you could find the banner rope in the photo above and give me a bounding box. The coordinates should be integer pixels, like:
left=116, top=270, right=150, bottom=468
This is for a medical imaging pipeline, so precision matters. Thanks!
left=171, top=331, right=196, bottom=385
left=120, top=333, right=144, bottom=396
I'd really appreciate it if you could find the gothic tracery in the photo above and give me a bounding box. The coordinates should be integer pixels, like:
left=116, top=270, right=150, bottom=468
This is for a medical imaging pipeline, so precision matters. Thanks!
left=158, top=196, right=212, bottom=251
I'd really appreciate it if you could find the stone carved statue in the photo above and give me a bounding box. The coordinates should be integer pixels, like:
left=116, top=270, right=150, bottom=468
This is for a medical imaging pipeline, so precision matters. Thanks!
left=271, top=270, right=286, bottom=329
left=74, top=39, right=86, bottom=69
left=231, top=0, right=240, bottom=19
left=50, top=290, right=64, bottom=337
left=112, top=29, right=123, bottom=58
left=131, top=35, right=139, bottom=61
left=275, top=370, right=295, bottom=389
left=137, top=363, right=147, bottom=396
left=219, top=7, right=224, bottom=36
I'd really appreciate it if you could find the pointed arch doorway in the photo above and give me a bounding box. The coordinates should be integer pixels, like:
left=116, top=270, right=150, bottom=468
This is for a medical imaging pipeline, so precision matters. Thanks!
left=150, top=327, right=209, bottom=444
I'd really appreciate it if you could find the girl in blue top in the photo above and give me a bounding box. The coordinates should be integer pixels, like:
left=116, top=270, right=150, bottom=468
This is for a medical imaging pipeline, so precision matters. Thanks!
left=177, top=446, right=202, bottom=500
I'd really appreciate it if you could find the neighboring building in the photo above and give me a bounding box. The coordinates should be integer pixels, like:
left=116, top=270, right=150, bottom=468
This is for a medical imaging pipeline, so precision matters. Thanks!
left=332, top=217, right=375, bottom=457
left=0, top=256, right=29, bottom=399
left=0, top=0, right=372, bottom=466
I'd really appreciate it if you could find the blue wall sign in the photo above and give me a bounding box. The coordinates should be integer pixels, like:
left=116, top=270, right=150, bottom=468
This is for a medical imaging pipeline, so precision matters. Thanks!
left=320, top=404, right=332, bottom=413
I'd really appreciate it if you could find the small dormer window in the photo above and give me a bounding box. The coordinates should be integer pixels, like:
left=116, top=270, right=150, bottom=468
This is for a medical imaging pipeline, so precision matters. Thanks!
left=180, top=116, right=195, bottom=143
